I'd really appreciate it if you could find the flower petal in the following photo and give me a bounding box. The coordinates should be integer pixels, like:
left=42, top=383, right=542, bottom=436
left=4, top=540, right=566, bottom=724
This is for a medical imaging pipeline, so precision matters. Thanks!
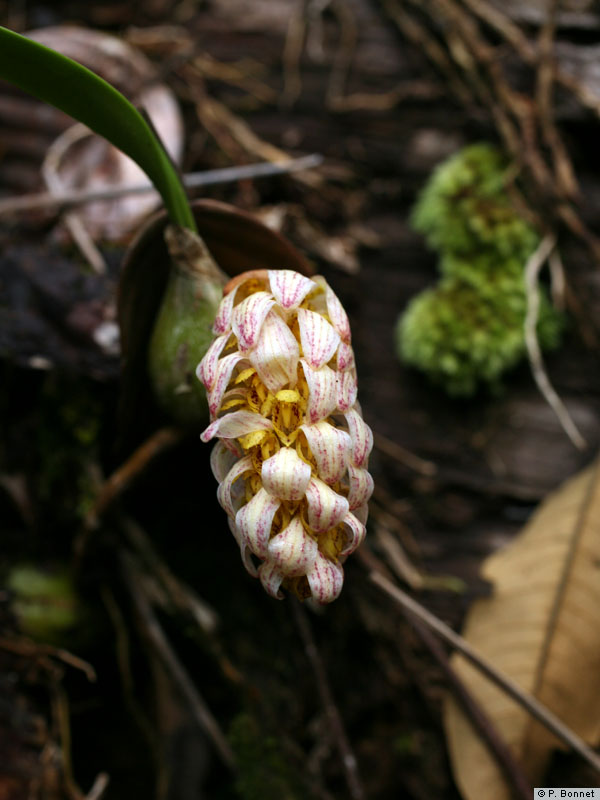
left=268, top=515, right=318, bottom=576
left=336, top=370, right=358, bottom=413
left=232, top=291, right=275, bottom=352
left=196, top=333, right=229, bottom=390
left=261, top=447, right=312, bottom=502
left=236, top=487, right=280, bottom=558
left=346, top=463, right=374, bottom=510
left=258, top=561, right=285, bottom=599
left=250, top=311, right=300, bottom=393
left=305, top=477, right=349, bottom=533
left=339, top=512, right=366, bottom=556
left=216, top=455, right=253, bottom=518
left=228, top=517, right=258, bottom=577
left=344, top=408, right=373, bottom=467
left=324, top=280, right=351, bottom=343
left=301, top=360, right=338, bottom=424
left=337, top=341, right=355, bottom=372
left=208, top=353, right=249, bottom=416
left=297, top=308, right=340, bottom=369
left=213, top=286, right=238, bottom=335
left=353, top=503, right=369, bottom=525
left=210, top=440, right=241, bottom=483
left=306, top=552, right=344, bottom=604
left=300, top=421, right=351, bottom=485
left=268, top=270, right=316, bottom=310
left=200, top=410, right=273, bottom=443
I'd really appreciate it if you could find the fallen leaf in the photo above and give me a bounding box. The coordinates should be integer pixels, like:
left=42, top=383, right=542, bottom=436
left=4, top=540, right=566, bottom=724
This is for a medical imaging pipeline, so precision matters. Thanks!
left=445, top=460, right=600, bottom=800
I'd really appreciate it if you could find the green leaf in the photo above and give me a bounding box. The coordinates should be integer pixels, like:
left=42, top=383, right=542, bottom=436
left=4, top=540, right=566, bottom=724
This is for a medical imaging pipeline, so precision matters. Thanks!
left=0, top=25, right=196, bottom=232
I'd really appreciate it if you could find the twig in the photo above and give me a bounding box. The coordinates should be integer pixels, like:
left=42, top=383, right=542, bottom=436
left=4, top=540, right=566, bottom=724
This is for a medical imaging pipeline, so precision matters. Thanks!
left=369, top=571, right=600, bottom=775
left=0, top=636, right=96, bottom=682
left=122, top=553, right=236, bottom=770
left=523, top=235, right=587, bottom=450
left=411, top=619, right=533, bottom=800
left=84, top=427, right=185, bottom=530
left=0, top=154, right=324, bottom=215
left=84, top=773, right=110, bottom=800
left=42, top=123, right=107, bottom=274
left=290, top=600, right=365, bottom=800
left=373, top=430, right=437, bottom=476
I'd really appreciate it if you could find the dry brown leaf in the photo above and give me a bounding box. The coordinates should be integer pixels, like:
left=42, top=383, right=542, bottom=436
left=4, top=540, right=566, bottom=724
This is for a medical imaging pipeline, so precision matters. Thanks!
left=445, top=460, right=600, bottom=800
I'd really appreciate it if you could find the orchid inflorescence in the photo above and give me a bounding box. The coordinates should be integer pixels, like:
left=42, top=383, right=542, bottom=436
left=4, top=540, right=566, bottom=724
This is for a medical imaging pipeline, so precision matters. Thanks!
left=197, top=269, right=373, bottom=604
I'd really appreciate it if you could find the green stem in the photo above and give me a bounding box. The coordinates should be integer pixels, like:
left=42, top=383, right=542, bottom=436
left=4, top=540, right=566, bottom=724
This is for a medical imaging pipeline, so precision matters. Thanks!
left=0, top=26, right=196, bottom=232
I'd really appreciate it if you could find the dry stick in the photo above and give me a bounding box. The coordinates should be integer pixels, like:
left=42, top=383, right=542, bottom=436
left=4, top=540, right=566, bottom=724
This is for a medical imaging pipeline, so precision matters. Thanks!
left=84, top=427, right=184, bottom=531
left=535, top=0, right=578, bottom=200
left=369, top=571, right=600, bottom=775
left=373, top=431, right=437, bottom=476
left=0, top=154, right=324, bottom=215
left=0, top=636, right=96, bottom=682
left=290, top=600, right=365, bottom=800
left=42, top=123, right=107, bottom=274
left=523, top=235, right=587, bottom=450
left=84, top=774, right=110, bottom=800
left=412, top=620, right=533, bottom=800
left=122, top=553, right=236, bottom=770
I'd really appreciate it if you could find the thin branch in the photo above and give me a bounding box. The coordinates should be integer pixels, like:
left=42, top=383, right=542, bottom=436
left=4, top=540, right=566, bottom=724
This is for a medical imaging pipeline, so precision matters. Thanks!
left=122, top=553, right=236, bottom=770
left=0, top=153, right=323, bottom=215
left=290, top=599, right=365, bottom=800
left=373, top=431, right=437, bottom=476
left=84, top=774, right=110, bottom=800
left=523, top=235, right=587, bottom=450
left=369, top=571, right=600, bottom=775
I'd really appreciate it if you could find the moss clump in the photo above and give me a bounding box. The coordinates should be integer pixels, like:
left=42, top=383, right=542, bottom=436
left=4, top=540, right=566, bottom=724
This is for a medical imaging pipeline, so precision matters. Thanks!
left=396, top=143, right=564, bottom=395
left=398, top=276, right=562, bottom=396
left=7, top=564, right=80, bottom=644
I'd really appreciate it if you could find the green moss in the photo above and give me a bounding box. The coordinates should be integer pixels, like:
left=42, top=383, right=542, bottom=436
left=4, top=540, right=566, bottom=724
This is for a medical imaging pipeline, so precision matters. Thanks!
left=397, top=276, right=562, bottom=396
left=397, top=143, right=565, bottom=395
left=411, top=143, right=538, bottom=263
left=228, top=713, right=302, bottom=800
left=8, top=564, right=80, bottom=644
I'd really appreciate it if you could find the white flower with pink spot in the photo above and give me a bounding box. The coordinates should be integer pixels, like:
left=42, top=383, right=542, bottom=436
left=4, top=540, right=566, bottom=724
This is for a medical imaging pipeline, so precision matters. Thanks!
left=197, top=269, right=373, bottom=604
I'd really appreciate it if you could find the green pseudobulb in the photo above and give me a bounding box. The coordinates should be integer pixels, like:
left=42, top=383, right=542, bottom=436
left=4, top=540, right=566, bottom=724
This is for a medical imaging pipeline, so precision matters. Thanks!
left=396, top=143, right=564, bottom=396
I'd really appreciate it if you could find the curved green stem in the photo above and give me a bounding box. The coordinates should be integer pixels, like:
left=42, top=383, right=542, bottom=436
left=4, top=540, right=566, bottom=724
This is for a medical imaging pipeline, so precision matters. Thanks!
left=0, top=26, right=196, bottom=232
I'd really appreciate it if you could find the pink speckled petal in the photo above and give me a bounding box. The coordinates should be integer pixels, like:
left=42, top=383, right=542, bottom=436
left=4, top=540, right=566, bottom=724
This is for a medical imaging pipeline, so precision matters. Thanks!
left=196, top=333, right=229, bottom=390
left=216, top=455, right=253, bottom=518
left=346, top=463, right=374, bottom=510
left=324, top=280, right=351, bottom=343
left=339, top=512, right=366, bottom=556
left=250, top=311, right=300, bottom=393
left=236, top=488, right=280, bottom=558
left=232, top=291, right=275, bottom=352
left=305, top=477, right=349, bottom=533
left=200, top=410, right=273, bottom=443
left=268, top=270, right=316, bottom=310
left=210, top=440, right=241, bottom=483
left=228, top=517, right=258, bottom=577
left=268, top=515, right=318, bottom=576
left=258, top=561, right=285, bottom=599
left=337, top=341, right=355, bottom=372
left=261, top=447, right=311, bottom=502
left=344, top=408, right=373, bottom=467
left=297, top=308, right=340, bottom=369
left=300, top=421, right=351, bottom=485
left=353, top=503, right=369, bottom=525
left=213, top=286, right=238, bottom=335
left=306, top=552, right=344, bottom=604
left=300, top=360, right=338, bottom=424
left=207, top=353, right=249, bottom=417
left=336, top=370, right=358, bottom=413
